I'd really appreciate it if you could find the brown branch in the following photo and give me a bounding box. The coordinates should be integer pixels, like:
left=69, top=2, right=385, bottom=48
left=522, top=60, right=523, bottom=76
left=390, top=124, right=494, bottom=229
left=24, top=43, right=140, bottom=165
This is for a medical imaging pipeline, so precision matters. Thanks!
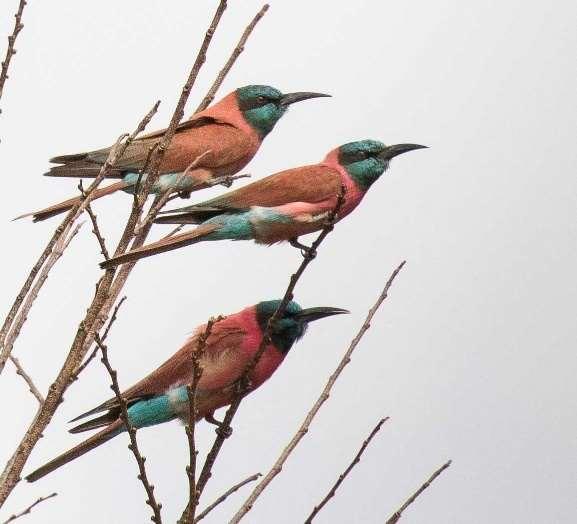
left=385, top=460, right=452, bottom=524
left=179, top=189, right=346, bottom=522
left=304, top=417, right=389, bottom=523
left=2, top=492, right=57, bottom=524
left=195, top=3, right=270, bottom=112
left=96, top=334, right=162, bottom=524
left=180, top=316, right=223, bottom=524
left=194, top=473, right=261, bottom=523
left=0, top=0, right=27, bottom=110
left=0, top=222, right=84, bottom=374
left=230, top=261, right=407, bottom=523
left=8, top=355, right=43, bottom=404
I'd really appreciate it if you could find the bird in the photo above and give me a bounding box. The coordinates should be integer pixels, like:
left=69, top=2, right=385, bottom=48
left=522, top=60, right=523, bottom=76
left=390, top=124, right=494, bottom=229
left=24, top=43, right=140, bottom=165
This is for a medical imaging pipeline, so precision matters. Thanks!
left=17, top=85, right=330, bottom=222
left=100, top=139, right=427, bottom=269
left=25, top=299, right=347, bottom=482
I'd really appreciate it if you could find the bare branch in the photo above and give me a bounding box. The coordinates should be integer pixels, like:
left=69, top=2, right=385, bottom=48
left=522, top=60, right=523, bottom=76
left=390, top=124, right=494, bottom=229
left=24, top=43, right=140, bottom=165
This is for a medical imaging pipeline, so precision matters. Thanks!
left=0, top=222, right=84, bottom=374
left=96, top=334, right=162, bottom=524
left=0, top=0, right=27, bottom=111
left=2, top=492, right=57, bottom=524
left=8, top=355, right=43, bottom=404
left=194, top=473, right=261, bottom=523
left=385, top=460, right=452, bottom=524
left=230, top=261, right=407, bottom=523
left=305, top=417, right=389, bottom=523
left=196, top=4, right=270, bottom=112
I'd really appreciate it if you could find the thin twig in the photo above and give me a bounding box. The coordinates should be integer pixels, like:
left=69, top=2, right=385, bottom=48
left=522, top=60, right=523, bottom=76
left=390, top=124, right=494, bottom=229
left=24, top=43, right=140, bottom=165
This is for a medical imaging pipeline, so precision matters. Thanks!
left=196, top=4, right=270, bottom=112
left=0, top=223, right=84, bottom=374
left=96, top=334, right=162, bottom=524
left=385, top=460, right=452, bottom=524
left=0, top=0, right=27, bottom=111
left=79, top=180, right=110, bottom=260
left=181, top=317, right=222, bottom=524
left=194, top=473, right=261, bottom=523
left=230, top=261, right=407, bottom=523
left=179, top=189, right=346, bottom=522
left=8, top=355, right=43, bottom=404
left=2, top=493, right=56, bottom=523
left=305, top=418, right=389, bottom=523
left=71, top=296, right=127, bottom=382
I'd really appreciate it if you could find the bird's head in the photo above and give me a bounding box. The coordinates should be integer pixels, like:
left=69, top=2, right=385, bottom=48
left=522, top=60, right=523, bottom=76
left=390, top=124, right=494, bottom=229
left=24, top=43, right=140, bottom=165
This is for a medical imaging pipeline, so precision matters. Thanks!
left=236, top=85, right=330, bottom=139
left=338, top=140, right=427, bottom=190
left=256, top=299, right=348, bottom=354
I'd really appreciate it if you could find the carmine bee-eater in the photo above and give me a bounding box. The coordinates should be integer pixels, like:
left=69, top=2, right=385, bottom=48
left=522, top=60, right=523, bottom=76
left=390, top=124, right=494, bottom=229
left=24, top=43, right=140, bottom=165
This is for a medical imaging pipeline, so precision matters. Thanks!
left=101, top=139, right=426, bottom=269
left=25, top=300, right=347, bottom=482
left=17, top=86, right=329, bottom=222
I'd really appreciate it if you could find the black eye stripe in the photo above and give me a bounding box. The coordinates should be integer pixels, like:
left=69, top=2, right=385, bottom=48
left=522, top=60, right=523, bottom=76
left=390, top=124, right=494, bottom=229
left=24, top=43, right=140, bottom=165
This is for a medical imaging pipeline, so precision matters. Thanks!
left=238, top=96, right=276, bottom=112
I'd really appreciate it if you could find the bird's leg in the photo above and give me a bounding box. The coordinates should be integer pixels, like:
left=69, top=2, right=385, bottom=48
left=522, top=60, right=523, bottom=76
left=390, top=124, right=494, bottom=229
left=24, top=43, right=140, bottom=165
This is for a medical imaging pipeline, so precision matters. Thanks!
left=289, top=237, right=317, bottom=259
left=204, top=412, right=233, bottom=438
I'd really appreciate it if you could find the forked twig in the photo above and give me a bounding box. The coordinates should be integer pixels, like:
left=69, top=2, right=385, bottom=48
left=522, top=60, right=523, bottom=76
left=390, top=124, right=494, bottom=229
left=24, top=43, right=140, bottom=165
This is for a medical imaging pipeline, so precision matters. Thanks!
left=385, top=460, right=452, bottom=524
left=304, top=418, right=389, bottom=523
left=96, top=334, right=162, bottom=524
left=230, top=261, right=407, bottom=523
left=194, top=473, right=261, bottom=522
left=8, top=355, right=43, bottom=404
left=2, top=492, right=57, bottom=524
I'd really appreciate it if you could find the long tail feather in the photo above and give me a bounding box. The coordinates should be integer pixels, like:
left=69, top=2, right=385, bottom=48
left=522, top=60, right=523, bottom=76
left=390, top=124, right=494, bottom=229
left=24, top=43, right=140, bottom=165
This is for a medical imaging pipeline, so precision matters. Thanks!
left=69, top=411, right=120, bottom=434
left=100, top=224, right=219, bottom=269
left=44, top=160, right=124, bottom=179
left=14, top=181, right=129, bottom=222
left=25, top=420, right=123, bottom=482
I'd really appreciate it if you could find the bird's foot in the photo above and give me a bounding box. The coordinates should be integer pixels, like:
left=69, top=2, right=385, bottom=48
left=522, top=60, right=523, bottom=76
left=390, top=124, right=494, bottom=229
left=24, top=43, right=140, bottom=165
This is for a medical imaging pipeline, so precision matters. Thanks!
left=205, top=413, right=233, bottom=439
left=290, top=238, right=317, bottom=259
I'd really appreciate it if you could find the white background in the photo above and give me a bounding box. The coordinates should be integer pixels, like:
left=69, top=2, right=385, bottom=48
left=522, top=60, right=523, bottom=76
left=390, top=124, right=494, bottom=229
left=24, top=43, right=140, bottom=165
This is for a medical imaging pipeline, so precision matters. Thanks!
left=1, top=1, right=576, bottom=522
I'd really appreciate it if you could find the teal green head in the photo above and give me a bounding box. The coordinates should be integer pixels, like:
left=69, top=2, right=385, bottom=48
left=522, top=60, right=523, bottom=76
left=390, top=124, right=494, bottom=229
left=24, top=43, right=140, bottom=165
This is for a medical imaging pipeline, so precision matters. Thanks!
left=338, top=140, right=428, bottom=190
left=236, top=85, right=330, bottom=139
left=256, top=300, right=348, bottom=354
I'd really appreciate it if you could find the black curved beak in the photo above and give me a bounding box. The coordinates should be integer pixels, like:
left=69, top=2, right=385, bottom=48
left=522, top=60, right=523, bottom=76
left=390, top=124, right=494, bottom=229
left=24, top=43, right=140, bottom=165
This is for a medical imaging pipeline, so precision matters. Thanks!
left=279, top=92, right=331, bottom=107
left=294, top=306, right=349, bottom=323
left=379, top=143, right=428, bottom=160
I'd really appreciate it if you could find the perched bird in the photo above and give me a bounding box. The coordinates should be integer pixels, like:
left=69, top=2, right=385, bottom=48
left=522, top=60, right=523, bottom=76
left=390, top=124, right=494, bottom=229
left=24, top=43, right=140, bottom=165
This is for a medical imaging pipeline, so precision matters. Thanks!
left=101, top=139, right=426, bottom=268
left=25, top=300, right=347, bottom=482
left=17, top=86, right=329, bottom=222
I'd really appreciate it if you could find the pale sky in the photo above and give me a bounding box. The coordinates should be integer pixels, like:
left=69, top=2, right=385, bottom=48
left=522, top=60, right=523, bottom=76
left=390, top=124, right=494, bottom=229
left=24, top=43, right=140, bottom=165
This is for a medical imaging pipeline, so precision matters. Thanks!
left=1, top=1, right=576, bottom=522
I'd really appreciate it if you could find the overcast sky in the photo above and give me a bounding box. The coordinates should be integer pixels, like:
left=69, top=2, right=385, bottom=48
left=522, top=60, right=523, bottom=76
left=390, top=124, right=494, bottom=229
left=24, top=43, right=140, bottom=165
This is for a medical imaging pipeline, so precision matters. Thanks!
left=1, top=1, right=576, bottom=522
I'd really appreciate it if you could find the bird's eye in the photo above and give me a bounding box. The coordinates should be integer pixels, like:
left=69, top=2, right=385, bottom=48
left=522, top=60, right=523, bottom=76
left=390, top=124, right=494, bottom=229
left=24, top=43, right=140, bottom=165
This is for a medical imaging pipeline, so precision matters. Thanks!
left=257, top=96, right=268, bottom=104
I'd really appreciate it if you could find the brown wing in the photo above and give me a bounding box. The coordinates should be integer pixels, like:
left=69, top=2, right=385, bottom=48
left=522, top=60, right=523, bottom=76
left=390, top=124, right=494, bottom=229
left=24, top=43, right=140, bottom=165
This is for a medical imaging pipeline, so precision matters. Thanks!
left=71, top=322, right=247, bottom=422
left=49, top=116, right=247, bottom=176
left=197, top=164, right=342, bottom=211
